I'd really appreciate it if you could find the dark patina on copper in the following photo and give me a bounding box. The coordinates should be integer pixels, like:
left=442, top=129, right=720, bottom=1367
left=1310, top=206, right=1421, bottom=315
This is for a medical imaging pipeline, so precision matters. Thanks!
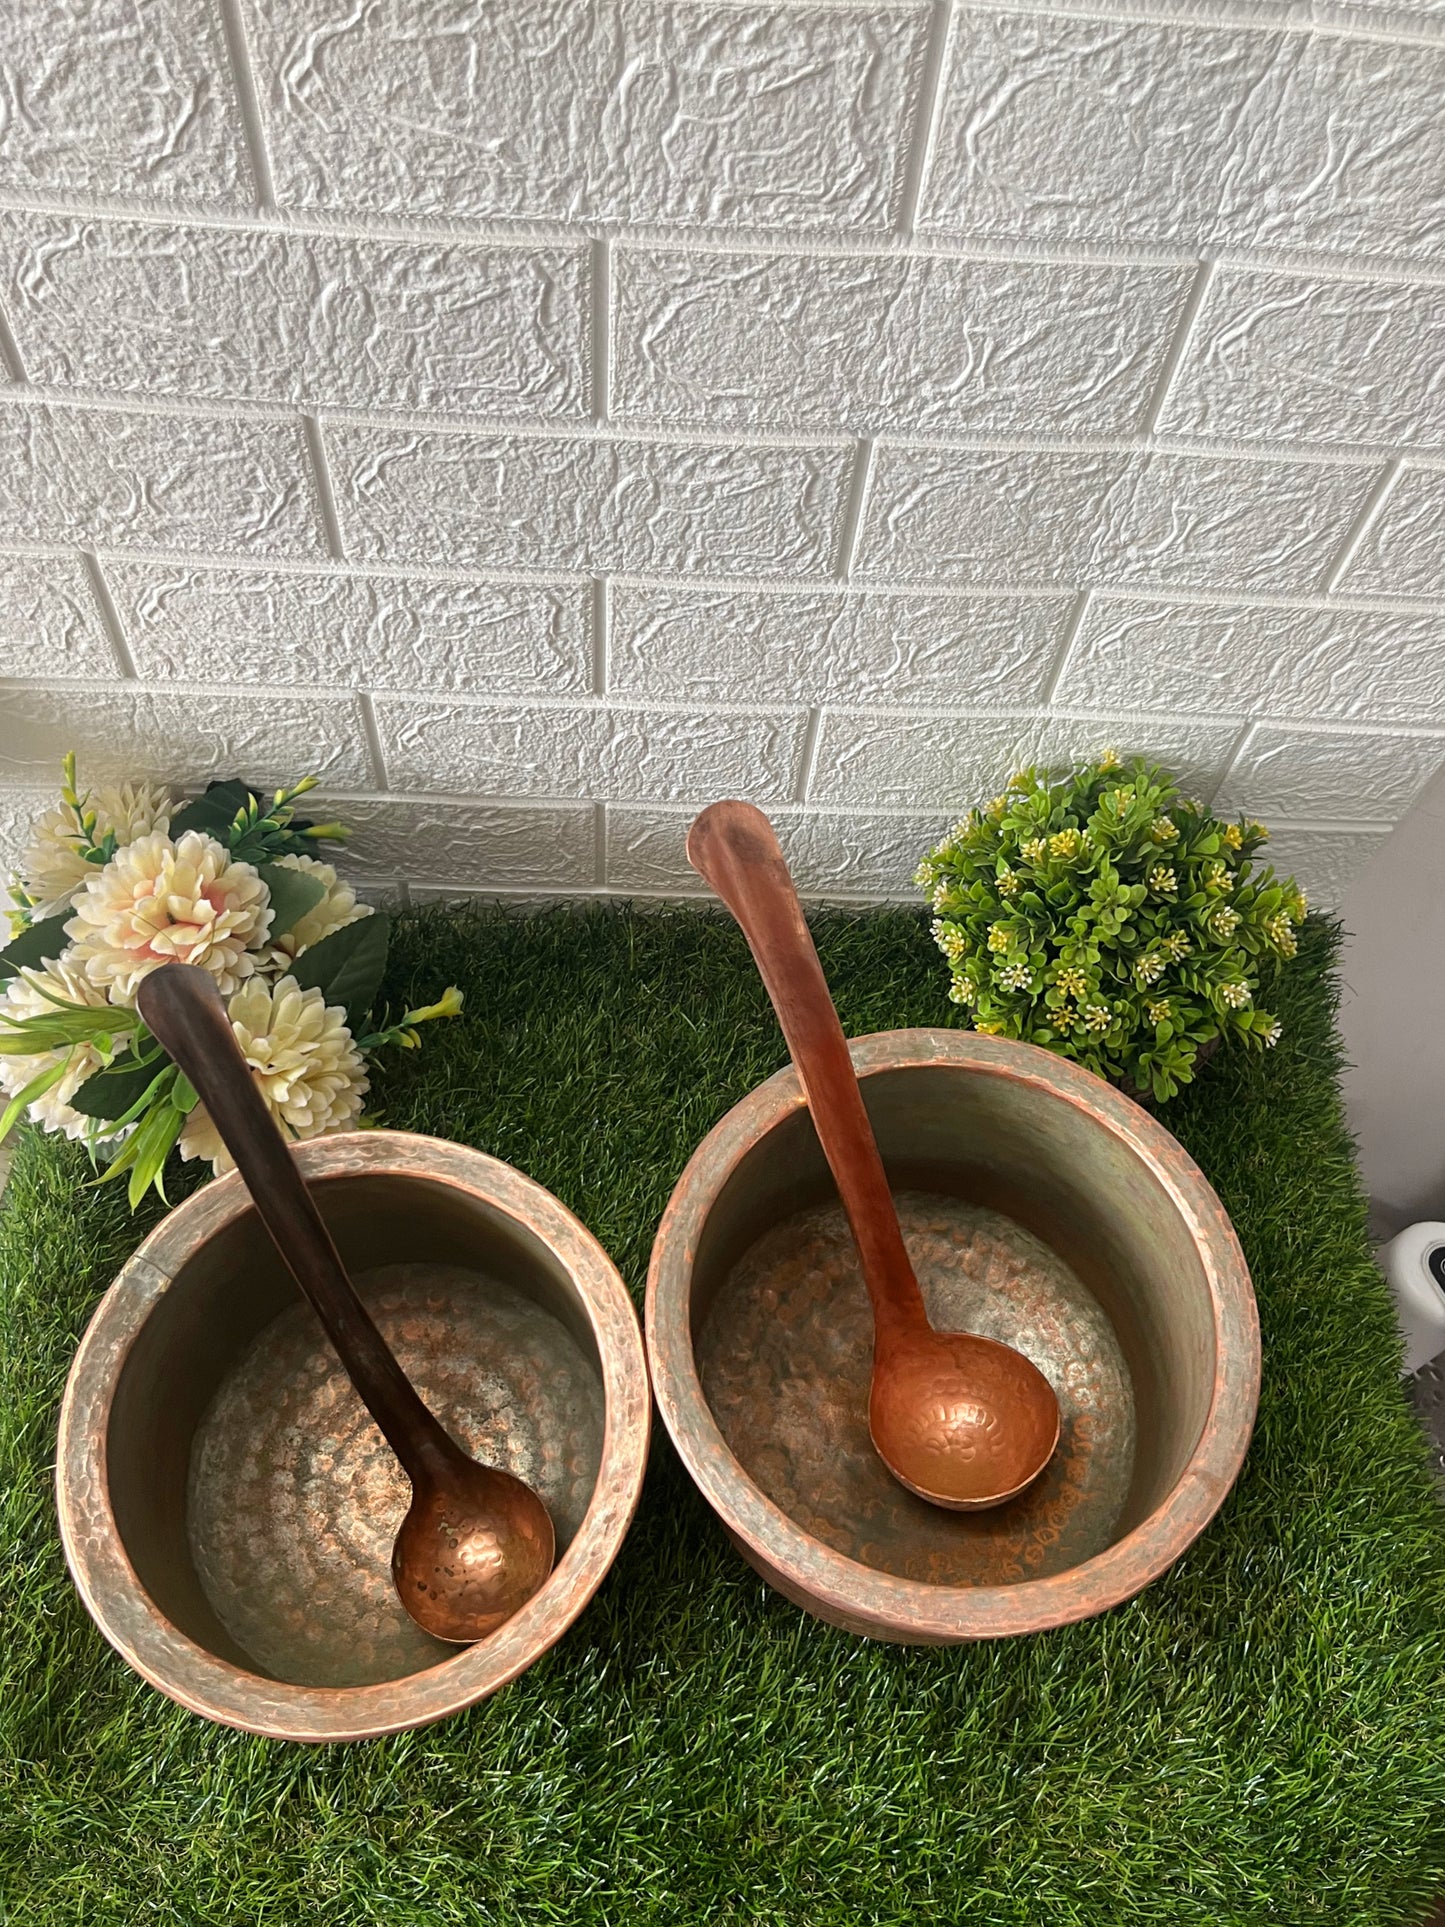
left=647, top=1029, right=1260, bottom=1643
left=56, top=1132, right=650, bottom=1741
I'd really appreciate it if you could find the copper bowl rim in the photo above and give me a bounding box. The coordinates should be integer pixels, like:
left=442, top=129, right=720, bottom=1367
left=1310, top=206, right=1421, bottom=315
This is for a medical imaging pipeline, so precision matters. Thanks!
left=646, top=1028, right=1260, bottom=1642
left=56, top=1130, right=651, bottom=1742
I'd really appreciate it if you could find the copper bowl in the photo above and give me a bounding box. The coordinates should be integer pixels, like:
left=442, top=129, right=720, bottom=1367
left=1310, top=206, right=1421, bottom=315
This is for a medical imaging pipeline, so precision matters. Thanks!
left=647, top=1029, right=1259, bottom=1642
left=57, top=1132, right=649, bottom=1741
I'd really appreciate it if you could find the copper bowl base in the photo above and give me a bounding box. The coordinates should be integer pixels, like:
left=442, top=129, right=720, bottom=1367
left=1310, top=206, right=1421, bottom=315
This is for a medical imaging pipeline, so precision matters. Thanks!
left=700, top=1191, right=1135, bottom=1589
left=648, top=1029, right=1260, bottom=1644
left=57, top=1133, right=649, bottom=1741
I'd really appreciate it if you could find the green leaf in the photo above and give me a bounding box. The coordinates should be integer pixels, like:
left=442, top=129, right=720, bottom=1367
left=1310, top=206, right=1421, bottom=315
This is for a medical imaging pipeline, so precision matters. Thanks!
left=94, top=1071, right=182, bottom=1139
left=96, top=1130, right=142, bottom=1185
left=69, top=1050, right=172, bottom=1122
left=167, top=779, right=256, bottom=842
left=0, top=1057, right=69, bottom=1141
left=0, top=1001, right=132, bottom=1056
left=126, top=1101, right=185, bottom=1210
left=256, top=862, right=327, bottom=940
left=287, top=912, right=389, bottom=1025
left=0, top=912, right=73, bottom=980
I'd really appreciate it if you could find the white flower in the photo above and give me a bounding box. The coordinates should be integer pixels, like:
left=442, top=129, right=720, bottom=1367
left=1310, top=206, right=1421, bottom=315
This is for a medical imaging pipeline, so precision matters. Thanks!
left=264, top=854, right=373, bottom=966
left=1209, top=905, right=1242, bottom=942
left=65, top=830, right=271, bottom=1003
left=19, top=780, right=172, bottom=920
left=0, top=953, right=120, bottom=1141
left=179, top=976, right=368, bottom=1175
left=931, top=919, right=967, bottom=964
left=1219, top=981, right=1252, bottom=1009
left=1265, top=910, right=1299, bottom=959
left=93, top=779, right=172, bottom=846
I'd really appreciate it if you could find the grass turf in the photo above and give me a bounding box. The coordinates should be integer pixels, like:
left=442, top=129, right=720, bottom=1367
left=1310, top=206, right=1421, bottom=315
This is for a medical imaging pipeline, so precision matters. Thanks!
left=2, top=905, right=1444, bottom=1926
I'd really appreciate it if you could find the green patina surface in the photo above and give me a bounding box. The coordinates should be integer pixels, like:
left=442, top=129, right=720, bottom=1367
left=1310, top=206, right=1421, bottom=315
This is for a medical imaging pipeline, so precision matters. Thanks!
left=2, top=905, right=1442, bottom=1926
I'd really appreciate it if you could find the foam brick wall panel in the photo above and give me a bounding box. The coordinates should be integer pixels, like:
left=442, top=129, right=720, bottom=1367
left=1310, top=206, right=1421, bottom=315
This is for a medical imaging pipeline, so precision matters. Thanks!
left=2, top=0, right=1443, bottom=909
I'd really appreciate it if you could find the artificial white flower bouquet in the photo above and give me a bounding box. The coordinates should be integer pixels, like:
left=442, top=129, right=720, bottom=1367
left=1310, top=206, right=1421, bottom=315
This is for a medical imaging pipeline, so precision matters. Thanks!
left=0, top=757, right=462, bottom=1207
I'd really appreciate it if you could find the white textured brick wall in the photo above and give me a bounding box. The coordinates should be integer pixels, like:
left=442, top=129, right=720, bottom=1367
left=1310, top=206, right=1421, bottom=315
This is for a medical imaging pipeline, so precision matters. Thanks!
left=3, top=0, right=1443, bottom=911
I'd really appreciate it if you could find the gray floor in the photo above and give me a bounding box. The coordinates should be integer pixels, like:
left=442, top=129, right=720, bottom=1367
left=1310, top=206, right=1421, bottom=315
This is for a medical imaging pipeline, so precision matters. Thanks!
left=1409, top=1360, right=1445, bottom=1486
left=1337, top=761, right=1445, bottom=1240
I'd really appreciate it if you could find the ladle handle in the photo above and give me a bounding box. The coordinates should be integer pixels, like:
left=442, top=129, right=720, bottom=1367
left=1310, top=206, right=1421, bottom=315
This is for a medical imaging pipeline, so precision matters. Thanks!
left=135, top=963, right=457, bottom=1483
left=686, top=801, right=927, bottom=1342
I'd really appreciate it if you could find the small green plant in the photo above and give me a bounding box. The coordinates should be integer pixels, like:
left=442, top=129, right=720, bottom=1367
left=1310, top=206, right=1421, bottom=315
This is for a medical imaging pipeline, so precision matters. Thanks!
left=915, top=751, right=1308, bottom=1102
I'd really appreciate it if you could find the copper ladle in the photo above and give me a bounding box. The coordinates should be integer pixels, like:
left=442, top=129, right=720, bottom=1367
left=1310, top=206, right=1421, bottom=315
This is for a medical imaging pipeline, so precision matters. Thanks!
left=687, top=801, right=1061, bottom=1510
left=135, top=963, right=556, bottom=1641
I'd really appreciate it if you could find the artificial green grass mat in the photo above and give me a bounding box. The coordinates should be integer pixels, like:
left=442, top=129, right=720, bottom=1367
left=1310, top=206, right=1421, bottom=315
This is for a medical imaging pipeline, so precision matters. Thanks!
left=2, top=906, right=1443, bottom=1927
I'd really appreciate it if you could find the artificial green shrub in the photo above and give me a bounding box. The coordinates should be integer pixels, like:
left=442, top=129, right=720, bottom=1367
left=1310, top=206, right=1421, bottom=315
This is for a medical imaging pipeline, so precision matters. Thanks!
left=915, top=751, right=1307, bottom=1102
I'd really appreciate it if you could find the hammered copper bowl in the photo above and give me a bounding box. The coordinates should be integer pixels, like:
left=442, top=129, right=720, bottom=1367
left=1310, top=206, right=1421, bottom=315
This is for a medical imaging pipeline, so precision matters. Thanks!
left=57, top=1132, right=649, bottom=1741
left=647, top=1029, right=1259, bottom=1643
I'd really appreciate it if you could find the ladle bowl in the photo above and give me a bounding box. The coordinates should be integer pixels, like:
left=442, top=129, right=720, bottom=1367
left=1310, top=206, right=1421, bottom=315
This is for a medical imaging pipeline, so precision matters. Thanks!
left=647, top=1029, right=1260, bottom=1643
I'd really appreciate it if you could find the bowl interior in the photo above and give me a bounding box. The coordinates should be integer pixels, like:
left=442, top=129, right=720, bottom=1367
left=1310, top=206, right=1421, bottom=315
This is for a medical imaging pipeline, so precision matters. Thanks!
left=106, top=1170, right=607, bottom=1689
left=688, top=1058, right=1217, bottom=1587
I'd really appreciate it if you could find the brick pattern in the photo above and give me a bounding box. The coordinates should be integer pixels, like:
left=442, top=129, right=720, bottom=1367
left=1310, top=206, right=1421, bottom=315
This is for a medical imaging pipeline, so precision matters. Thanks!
left=2, top=0, right=1444, bottom=913
left=244, top=0, right=931, bottom=231
left=611, top=251, right=1195, bottom=438
left=326, top=427, right=850, bottom=577
left=917, top=15, right=1445, bottom=261
left=0, top=215, right=591, bottom=419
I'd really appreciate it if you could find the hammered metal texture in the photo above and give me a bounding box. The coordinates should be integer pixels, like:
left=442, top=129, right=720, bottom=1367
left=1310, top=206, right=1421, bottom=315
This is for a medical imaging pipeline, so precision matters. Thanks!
left=187, top=1263, right=605, bottom=1688
left=648, top=1030, right=1260, bottom=1642
left=56, top=1133, right=650, bottom=1740
left=700, top=1193, right=1134, bottom=1587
